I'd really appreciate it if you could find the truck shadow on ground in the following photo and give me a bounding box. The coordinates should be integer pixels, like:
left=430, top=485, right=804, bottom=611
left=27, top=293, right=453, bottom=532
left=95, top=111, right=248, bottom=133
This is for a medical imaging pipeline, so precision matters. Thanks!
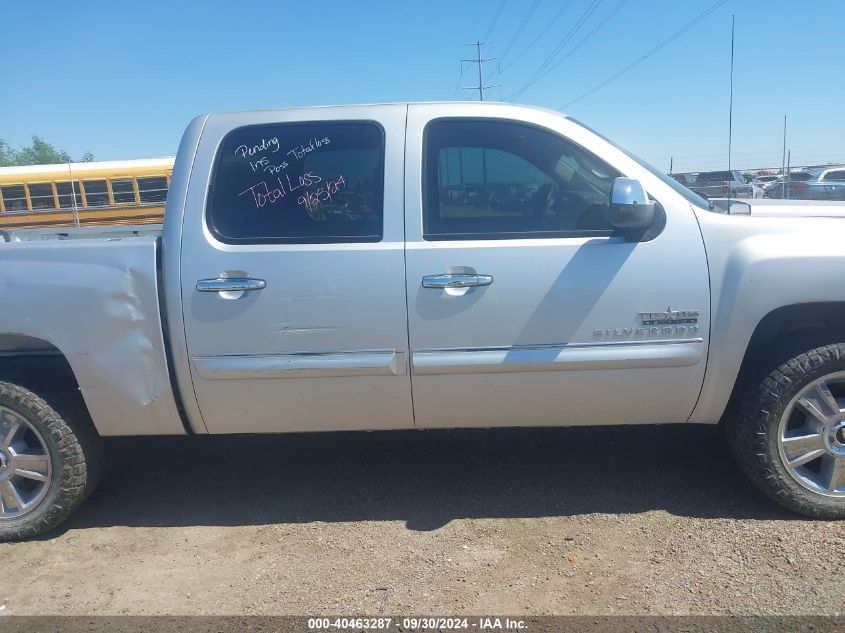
left=66, top=424, right=795, bottom=534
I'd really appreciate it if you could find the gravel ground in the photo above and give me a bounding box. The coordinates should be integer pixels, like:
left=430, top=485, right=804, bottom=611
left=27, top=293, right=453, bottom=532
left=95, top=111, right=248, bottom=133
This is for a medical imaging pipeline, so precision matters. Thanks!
left=0, top=424, right=843, bottom=616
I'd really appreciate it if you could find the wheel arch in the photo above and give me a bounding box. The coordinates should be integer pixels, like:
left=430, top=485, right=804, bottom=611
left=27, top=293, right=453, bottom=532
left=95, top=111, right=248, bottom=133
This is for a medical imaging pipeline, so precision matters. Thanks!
left=720, top=302, right=845, bottom=422
left=0, top=333, right=93, bottom=433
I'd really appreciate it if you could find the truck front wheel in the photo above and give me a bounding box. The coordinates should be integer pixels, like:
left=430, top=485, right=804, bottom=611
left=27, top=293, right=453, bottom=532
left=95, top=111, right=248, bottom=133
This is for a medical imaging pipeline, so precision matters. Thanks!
left=0, top=381, right=102, bottom=541
left=726, top=343, right=845, bottom=518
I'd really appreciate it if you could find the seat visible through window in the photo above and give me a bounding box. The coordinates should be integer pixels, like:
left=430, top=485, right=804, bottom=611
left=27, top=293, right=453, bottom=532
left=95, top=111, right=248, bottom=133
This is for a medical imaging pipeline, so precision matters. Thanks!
left=424, top=118, right=621, bottom=240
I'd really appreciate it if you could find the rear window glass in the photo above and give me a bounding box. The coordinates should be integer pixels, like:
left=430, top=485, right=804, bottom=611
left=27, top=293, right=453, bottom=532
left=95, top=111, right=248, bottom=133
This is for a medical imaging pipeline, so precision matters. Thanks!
left=696, top=171, right=732, bottom=183
left=206, top=121, right=384, bottom=244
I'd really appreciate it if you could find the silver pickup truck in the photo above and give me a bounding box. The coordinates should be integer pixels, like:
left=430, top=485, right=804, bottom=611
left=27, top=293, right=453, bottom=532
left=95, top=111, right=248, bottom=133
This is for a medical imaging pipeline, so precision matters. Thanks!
left=2, top=102, right=845, bottom=540
left=689, top=169, right=753, bottom=199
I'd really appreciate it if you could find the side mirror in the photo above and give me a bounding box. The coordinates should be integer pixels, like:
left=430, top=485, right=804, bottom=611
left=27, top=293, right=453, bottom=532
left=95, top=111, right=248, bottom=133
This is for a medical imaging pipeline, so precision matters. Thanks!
left=610, top=177, right=656, bottom=230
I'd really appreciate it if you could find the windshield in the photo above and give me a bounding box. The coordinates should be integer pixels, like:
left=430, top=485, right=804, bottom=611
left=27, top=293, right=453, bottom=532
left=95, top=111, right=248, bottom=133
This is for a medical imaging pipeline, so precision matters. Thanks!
left=569, top=117, right=712, bottom=210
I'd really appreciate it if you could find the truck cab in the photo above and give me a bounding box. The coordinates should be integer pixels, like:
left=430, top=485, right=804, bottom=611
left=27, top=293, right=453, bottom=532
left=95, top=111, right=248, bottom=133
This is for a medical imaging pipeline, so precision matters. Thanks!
left=166, top=103, right=710, bottom=434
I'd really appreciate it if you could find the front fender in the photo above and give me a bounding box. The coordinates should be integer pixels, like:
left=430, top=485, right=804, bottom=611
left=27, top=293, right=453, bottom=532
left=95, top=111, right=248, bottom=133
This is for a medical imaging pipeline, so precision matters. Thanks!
left=690, top=212, right=845, bottom=423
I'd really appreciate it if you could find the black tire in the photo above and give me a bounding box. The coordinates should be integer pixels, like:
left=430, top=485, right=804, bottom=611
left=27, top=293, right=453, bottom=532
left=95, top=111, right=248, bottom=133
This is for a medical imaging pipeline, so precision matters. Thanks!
left=725, top=342, right=845, bottom=519
left=0, top=381, right=102, bottom=541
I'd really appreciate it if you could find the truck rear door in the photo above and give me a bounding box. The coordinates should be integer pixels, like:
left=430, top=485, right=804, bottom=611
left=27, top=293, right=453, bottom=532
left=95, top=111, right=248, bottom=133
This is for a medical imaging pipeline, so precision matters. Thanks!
left=178, top=105, right=413, bottom=433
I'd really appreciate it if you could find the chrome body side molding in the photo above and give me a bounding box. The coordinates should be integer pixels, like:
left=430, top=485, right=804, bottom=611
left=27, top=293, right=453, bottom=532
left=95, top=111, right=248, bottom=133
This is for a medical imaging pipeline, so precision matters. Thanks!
left=193, top=350, right=407, bottom=380
left=411, top=339, right=703, bottom=375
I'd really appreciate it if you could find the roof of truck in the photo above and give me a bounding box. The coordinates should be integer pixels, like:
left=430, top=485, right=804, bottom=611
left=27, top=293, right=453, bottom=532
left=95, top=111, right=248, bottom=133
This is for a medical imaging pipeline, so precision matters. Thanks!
left=205, top=100, right=567, bottom=118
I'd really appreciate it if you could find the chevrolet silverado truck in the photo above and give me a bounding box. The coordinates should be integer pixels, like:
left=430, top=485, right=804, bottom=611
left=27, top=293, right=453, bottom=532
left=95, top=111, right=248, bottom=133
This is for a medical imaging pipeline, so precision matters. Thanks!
left=2, top=102, right=845, bottom=540
left=690, top=169, right=753, bottom=199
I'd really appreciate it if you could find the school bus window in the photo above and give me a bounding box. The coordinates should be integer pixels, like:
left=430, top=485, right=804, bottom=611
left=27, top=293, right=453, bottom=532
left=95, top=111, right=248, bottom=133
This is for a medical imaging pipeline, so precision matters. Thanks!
left=56, top=181, right=83, bottom=209
left=111, top=178, right=136, bottom=204
left=1, top=185, right=27, bottom=212
left=83, top=180, right=108, bottom=207
left=28, top=183, right=56, bottom=210
left=137, top=176, right=168, bottom=203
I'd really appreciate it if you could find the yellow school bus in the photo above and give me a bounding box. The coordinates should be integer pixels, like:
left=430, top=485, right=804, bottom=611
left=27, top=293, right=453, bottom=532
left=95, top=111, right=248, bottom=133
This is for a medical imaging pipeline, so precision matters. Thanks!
left=0, top=157, right=174, bottom=229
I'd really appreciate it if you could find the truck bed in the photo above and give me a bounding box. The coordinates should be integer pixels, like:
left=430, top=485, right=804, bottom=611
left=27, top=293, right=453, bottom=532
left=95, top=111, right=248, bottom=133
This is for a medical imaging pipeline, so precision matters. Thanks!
left=1, top=223, right=163, bottom=243
left=0, top=230, right=184, bottom=435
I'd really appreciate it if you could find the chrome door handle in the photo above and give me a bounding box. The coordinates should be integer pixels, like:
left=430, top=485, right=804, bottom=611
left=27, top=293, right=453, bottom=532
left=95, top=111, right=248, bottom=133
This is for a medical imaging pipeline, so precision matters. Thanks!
left=196, top=278, right=267, bottom=292
left=422, top=273, right=493, bottom=289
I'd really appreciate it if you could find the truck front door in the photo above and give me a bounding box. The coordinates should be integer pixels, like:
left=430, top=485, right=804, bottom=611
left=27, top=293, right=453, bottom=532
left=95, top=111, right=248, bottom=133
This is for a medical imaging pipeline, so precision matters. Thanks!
left=404, top=104, right=711, bottom=428
left=179, top=105, right=413, bottom=433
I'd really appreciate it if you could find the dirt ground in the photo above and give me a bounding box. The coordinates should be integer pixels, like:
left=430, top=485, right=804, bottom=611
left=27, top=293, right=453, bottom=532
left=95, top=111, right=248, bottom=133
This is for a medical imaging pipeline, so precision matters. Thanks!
left=0, top=425, right=843, bottom=616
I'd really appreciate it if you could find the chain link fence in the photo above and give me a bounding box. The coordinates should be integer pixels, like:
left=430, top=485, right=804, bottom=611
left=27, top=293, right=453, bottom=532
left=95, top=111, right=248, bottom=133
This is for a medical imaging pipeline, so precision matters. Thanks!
left=660, top=150, right=845, bottom=201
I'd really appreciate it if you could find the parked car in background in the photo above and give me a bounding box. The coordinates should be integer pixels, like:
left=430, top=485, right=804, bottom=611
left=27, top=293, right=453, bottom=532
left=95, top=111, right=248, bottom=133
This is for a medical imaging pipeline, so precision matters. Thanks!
left=690, top=170, right=753, bottom=198
left=751, top=175, right=779, bottom=187
left=779, top=170, right=817, bottom=183
left=817, top=167, right=845, bottom=182
left=751, top=175, right=780, bottom=198
left=670, top=173, right=694, bottom=186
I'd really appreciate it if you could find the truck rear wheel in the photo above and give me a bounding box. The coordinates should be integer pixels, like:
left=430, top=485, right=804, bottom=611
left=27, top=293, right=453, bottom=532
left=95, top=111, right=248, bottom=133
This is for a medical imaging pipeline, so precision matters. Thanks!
left=725, top=343, right=845, bottom=518
left=0, top=381, right=102, bottom=541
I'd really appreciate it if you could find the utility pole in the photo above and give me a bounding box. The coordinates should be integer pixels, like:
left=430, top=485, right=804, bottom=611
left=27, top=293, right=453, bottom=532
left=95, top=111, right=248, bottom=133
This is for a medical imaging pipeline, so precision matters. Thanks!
left=462, top=41, right=500, bottom=101
left=727, top=14, right=735, bottom=201
left=781, top=115, right=787, bottom=176
left=786, top=150, right=791, bottom=200
left=461, top=41, right=500, bottom=200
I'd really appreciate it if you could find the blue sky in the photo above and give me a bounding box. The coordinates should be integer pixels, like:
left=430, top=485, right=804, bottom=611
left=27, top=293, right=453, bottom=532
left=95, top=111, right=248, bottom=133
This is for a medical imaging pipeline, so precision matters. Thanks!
left=2, top=0, right=842, bottom=172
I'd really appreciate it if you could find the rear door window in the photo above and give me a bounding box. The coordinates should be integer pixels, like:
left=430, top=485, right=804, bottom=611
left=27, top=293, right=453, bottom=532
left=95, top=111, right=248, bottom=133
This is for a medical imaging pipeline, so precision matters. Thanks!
left=207, top=121, right=385, bottom=244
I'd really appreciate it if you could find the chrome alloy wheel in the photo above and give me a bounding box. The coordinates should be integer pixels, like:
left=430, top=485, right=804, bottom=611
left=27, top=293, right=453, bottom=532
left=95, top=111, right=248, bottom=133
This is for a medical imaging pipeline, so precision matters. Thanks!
left=0, top=406, right=52, bottom=518
left=778, top=371, right=845, bottom=497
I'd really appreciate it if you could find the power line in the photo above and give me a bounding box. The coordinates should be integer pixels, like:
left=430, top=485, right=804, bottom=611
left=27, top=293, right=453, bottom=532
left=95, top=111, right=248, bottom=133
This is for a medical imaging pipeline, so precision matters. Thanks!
left=452, top=61, right=466, bottom=99
left=511, top=0, right=603, bottom=95
left=484, top=0, right=509, bottom=40
left=509, top=0, right=604, bottom=97
left=502, top=0, right=574, bottom=73
left=559, top=0, right=729, bottom=109
left=495, top=0, right=542, bottom=70
left=511, top=0, right=630, bottom=98
left=727, top=13, right=735, bottom=192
